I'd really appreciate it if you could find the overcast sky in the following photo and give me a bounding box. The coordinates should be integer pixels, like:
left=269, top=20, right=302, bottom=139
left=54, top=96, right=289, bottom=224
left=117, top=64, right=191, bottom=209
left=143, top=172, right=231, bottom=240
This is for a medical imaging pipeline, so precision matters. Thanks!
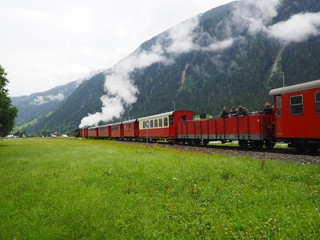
left=0, top=0, right=234, bottom=96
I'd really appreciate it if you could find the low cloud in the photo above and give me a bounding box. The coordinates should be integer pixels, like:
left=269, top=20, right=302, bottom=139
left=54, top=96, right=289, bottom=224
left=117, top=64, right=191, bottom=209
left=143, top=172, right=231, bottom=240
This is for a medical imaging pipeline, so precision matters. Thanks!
left=232, top=0, right=320, bottom=44
left=267, top=12, right=320, bottom=43
left=231, top=0, right=283, bottom=34
left=166, top=18, right=199, bottom=54
left=34, top=93, right=64, bottom=105
left=205, top=38, right=237, bottom=51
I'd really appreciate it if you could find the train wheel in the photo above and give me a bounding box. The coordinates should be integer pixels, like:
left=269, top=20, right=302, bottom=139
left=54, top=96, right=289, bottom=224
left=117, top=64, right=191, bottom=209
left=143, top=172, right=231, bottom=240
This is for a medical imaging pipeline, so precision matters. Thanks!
left=191, top=140, right=200, bottom=146
left=251, top=141, right=263, bottom=149
left=294, top=143, right=306, bottom=153
left=306, top=144, right=319, bottom=153
left=265, top=140, right=275, bottom=149
left=203, top=140, right=209, bottom=146
left=239, top=140, right=247, bottom=148
left=257, top=141, right=264, bottom=149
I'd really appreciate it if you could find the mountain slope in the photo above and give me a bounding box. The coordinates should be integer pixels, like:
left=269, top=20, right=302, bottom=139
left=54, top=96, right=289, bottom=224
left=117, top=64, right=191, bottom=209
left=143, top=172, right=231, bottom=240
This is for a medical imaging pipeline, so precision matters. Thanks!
left=12, top=79, right=83, bottom=131
left=27, top=0, right=320, bottom=132
left=35, top=73, right=105, bottom=132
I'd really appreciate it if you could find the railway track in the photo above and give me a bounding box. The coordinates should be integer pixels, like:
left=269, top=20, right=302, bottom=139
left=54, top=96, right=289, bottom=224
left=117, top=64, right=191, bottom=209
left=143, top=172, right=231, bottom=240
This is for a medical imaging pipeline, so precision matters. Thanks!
left=118, top=140, right=320, bottom=165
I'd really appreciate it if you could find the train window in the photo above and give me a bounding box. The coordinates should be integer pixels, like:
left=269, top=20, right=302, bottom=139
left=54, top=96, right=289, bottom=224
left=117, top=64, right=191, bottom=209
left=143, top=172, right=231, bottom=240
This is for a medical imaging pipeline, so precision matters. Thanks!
left=164, top=117, right=168, bottom=126
left=159, top=118, right=163, bottom=127
left=316, top=92, right=320, bottom=113
left=150, top=120, right=153, bottom=128
left=181, top=115, right=186, bottom=122
left=276, top=97, right=281, bottom=117
left=290, top=95, right=304, bottom=115
left=143, top=121, right=146, bottom=129
left=155, top=119, right=158, bottom=127
left=170, top=116, right=174, bottom=126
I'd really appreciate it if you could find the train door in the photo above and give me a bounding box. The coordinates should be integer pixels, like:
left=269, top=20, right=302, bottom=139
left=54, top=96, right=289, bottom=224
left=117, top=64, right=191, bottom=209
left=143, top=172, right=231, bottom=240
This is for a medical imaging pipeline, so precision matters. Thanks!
left=169, top=115, right=175, bottom=137
left=275, top=96, right=283, bottom=137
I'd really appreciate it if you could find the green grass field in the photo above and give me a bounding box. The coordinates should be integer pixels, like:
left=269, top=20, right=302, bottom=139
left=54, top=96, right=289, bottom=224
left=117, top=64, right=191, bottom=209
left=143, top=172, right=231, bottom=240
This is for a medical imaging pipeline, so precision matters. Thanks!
left=0, top=138, right=319, bottom=239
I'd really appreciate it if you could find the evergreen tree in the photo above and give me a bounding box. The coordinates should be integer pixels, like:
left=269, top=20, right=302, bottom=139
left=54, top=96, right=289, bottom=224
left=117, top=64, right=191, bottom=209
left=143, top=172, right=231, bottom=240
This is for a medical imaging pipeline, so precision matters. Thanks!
left=0, top=65, right=18, bottom=137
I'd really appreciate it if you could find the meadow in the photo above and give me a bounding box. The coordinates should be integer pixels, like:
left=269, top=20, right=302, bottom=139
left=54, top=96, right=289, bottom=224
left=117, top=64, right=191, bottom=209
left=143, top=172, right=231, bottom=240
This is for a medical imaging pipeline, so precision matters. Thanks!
left=0, top=138, right=319, bottom=239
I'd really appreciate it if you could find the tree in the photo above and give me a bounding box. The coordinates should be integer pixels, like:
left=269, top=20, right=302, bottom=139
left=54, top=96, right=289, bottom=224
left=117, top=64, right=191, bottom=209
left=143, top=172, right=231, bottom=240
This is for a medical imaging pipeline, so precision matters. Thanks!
left=0, top=65, right=18, bottom=137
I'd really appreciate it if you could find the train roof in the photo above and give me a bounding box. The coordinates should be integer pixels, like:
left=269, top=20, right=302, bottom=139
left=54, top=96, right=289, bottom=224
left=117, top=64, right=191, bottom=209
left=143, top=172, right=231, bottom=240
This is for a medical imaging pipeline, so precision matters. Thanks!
left=269, top=79, right=320, bottom=96
left=107, top=122, right=122, bottom=127
left=122, top=119, right=138, bottom=124
left=97, top=124, right=109, bottom=128
left=137, top=111, right=174, bottom=121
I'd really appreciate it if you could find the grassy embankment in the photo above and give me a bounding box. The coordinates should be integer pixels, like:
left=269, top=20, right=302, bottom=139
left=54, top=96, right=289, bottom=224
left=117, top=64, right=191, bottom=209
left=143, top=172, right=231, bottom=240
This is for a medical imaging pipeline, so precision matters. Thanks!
left=0, top=138, right=319, bottom=239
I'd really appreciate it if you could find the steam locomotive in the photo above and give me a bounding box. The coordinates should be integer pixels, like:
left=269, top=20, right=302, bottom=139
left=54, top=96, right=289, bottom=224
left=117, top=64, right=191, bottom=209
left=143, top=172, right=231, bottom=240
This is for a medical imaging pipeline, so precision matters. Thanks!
left=77, top=79, right=320, bottom=152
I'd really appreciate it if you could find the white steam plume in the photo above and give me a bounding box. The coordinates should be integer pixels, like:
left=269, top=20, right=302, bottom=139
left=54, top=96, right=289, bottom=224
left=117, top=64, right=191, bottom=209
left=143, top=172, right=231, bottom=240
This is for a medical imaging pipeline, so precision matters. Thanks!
left=79, top=16, right=238, bottom=128
left=79, top=45, right=166, bottom=128
left=267, top=12, right=320, bottom=43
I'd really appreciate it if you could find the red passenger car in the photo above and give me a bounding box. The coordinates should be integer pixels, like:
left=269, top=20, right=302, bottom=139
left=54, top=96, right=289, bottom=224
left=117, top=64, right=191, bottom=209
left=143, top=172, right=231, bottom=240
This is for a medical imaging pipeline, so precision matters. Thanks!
left=109, top=122, right=124, bottom=139
left=138, top=110, right=195, bottom=142
left=269, top=79, right=320, bottom=151
left=88, top=127, right=99, bottom=138
left=98, top=125, right=110, bottom=138
left=80, top=128, right=88, bottom=138
left=123, top=119, right=139, bottom=139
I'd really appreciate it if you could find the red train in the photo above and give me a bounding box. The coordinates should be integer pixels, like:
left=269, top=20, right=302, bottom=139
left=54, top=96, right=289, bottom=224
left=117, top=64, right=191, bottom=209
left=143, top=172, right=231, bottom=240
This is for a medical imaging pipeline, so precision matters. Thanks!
left=78, top=79, right=320, bottom=152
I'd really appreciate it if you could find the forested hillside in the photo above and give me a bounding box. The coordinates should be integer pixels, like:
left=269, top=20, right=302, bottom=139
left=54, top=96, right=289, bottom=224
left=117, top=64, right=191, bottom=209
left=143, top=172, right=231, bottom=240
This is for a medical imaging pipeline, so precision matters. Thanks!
left=18, top=0, right=320, bottom=133
left=35, top=73, right=105, bottom=132
left=127, top=0, right=320, bottom=118
left=11, top=80, right=82, bottom=133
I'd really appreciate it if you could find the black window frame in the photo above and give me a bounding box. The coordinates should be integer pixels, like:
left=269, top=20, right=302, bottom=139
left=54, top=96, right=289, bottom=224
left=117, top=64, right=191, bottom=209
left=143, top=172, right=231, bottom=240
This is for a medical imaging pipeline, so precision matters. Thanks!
left=290, top=94, right=304, bottom=116
left=159, top=118, right=163, bottom=127
left=315, top=91, right=320, bottom=114
left=170, top=116, right=174, bottom=126
left=276, top=97, right=281, bottom=117
left=164, top=117, right=168, bottom=127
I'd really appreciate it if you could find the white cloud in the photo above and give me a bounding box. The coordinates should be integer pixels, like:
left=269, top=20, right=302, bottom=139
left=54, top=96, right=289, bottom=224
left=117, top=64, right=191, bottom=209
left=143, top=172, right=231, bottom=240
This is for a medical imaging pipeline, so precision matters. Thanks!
left=167, top=18, right=199, bottom=54
left=0, top=0, right=234, bottom=97
left=34, top=93, right=65, bottom=105
left=206, top=38, right=238, bottom=51
left=267, top=12, right=320, bottom=43
left=231, top=0, right=283, bottom=34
